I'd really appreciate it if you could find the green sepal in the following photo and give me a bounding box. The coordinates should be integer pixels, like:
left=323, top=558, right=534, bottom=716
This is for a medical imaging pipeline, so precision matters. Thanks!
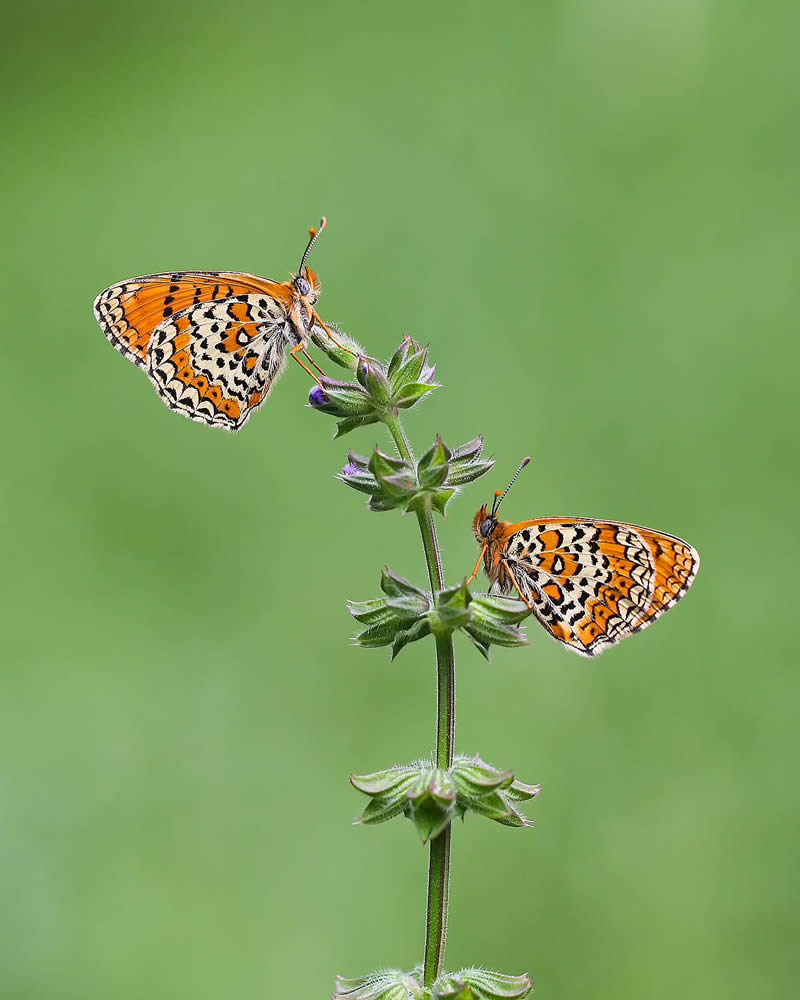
left=451, top=754, right=541, bottom=828
left=449, top=436, right=484, bottom=464
left=381, top=567, right=427, bottom=600
left=310, top=322, right=363, bottom=371
left=351, top=765, right=423, bottom=826
left=388, top=338, right=429, bottom=390
left=432, top=970, right=532, bottom=1000
left=348, top=568, right=432, bottom=657
left=334, top=413, right=382, bottom=438
left=417, top=436, right=452, bottom=489
left=430, top=581, right=472, bottom=634
left=336, top=450, right=381, bottom=495
left=405, top=767, right=457, bottom=842
left=446, top=460, right=496, bottom=486
left=334, top=969, right=426, bottom=1000
left=392, top=616, right=432, bottom=659
left=444, top=435, right=495, bottom=487
left=460, top=593, right=529, bottom=654
left=394, top=381, right=440, bottom=408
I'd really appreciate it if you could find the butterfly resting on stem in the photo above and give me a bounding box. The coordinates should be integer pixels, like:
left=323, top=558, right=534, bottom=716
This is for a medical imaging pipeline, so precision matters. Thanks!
left=469, top=459, right=700, bottom=657
left=93, top=218, right=356, bottom=431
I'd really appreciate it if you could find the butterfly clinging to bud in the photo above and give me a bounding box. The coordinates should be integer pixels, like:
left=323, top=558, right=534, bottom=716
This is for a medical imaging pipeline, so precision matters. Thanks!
left=468, top=459, right=700, bottom=657
left=93, top=218, right=350, bottom=430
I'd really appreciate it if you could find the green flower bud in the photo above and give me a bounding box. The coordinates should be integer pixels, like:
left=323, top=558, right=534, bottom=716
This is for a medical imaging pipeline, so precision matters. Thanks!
left=429, top=581, right=472, bottom=634
left=351, top=754, right=538, bottom=837
left=357, top=355, right=393, bottom=405
left=337, top=450, right=381, bottom=495
left=417, top=436, right=452, bottom=489
left=445, top=436, right=495, bottom=487
left=433, top=970, right=532, bottom=1000
left=405, top=767, right=458, bottom=842
left=386, top=337, right=440, bottom=410
left=310, top=322, right=363, bottom=371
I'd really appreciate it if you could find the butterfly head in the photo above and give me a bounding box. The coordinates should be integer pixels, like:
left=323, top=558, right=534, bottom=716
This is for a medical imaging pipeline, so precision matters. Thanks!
left=473, top=504, right=499, bottom=543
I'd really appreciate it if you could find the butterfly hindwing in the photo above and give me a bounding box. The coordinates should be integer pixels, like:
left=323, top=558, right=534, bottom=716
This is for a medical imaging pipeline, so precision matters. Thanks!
left=499, top=518, right=699, bottom=656
left=147, top=296, right=294, bottom=431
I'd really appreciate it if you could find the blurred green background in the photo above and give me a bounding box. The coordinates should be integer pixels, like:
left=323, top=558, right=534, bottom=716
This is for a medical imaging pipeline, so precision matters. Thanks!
left=2, top=1, right=797, bottom=997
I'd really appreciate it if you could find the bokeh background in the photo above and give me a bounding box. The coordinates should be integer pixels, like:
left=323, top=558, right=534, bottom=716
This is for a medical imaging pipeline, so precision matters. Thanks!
left=2, top=1, right=797, bottom=997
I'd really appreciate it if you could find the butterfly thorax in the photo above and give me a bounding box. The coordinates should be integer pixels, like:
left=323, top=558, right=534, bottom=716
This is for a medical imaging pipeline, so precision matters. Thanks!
left=473, top=505, right=513, bottom=590
left=285, top=267, right=322, bottom=343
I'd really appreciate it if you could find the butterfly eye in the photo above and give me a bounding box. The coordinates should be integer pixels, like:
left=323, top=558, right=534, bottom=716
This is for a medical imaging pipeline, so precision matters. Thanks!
left=295, top=276, right=311, bottom=296
left=480, top=517, right=495, bottom=538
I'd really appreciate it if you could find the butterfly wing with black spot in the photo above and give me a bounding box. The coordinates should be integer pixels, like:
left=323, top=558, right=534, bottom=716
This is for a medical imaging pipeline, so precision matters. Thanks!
left=94, top=272, right=296, bottom=429
left=498, top=518, right=699, bottom=656
left=147, top=295, right=294, bottom=430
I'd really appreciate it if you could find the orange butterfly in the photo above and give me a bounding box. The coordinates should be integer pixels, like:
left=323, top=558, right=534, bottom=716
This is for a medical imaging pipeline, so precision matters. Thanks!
left=468, top=459, right=700, bottom=656
left=93, top=218, right=348, bottom=430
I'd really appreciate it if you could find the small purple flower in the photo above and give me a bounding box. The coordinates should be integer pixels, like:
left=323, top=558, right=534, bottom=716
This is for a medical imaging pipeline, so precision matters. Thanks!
left=342, top=462, right=361, bottom=477
left=308, top=385, right=328, bottom=408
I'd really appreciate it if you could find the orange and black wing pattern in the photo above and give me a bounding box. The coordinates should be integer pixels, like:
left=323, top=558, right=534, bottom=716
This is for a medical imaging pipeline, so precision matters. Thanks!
left=491, top=518, right=699, bottom=657
left=94, top=272, right=292, bottom=367
left=94, top=272, right=295, bottom=430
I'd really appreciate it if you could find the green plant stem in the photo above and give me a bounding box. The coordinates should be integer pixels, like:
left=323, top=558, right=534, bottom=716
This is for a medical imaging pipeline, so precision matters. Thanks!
left=384, top=409, right=455, bottom=988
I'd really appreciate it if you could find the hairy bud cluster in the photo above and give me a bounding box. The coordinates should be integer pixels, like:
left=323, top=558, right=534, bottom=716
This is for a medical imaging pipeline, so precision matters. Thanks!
left=348, top=572, right=529, bottom=659
left=350, top=755, right=540, bottom=842
left=338, top=435, right=494, bottom=515
left=334, top=968, right=533, bottom=1000
left=308, top=337, right=440, bottom=437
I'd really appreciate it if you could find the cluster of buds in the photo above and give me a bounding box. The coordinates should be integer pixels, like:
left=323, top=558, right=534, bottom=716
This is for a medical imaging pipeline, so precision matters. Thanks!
left=351, top=755, right=541, bottom=843
left=348, top=570, right=529, bottom=659
left=338, top=434, right=494, bottom=515
left=309, top=336, right=440, bottom=437
left=334, top=968, right=533, bottom=1000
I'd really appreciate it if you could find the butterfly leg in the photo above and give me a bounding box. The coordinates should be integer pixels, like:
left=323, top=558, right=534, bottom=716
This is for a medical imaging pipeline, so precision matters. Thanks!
left=290, top=343, right=323, bottom=382
left=313, top=314, right=359, bottom=356
left=302, top=349, right=328, bottom=378
left=501, top=559, right=536, bottom=610
left=466, top=545, right=488, bottom=585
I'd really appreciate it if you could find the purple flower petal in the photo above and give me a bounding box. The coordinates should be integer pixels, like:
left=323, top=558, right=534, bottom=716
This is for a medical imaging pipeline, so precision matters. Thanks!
left=308, top=385, right=328, bottom=408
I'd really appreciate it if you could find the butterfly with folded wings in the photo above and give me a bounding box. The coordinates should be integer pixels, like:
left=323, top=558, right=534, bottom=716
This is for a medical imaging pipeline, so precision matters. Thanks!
left=93, top=218, right=349, bottom=430
left=469, top=459, right=700, bottom=656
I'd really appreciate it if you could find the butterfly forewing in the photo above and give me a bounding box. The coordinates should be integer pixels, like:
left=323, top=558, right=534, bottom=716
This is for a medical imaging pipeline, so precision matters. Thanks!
left=498, top=518, right=699, bottom=656
left=94, top=272, right=297, bottom=429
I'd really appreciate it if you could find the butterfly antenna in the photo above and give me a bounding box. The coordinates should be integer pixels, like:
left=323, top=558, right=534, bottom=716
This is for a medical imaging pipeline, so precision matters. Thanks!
left=491, top=457, right=531, bottom=515
left=299, top=216, right=326, bottom=275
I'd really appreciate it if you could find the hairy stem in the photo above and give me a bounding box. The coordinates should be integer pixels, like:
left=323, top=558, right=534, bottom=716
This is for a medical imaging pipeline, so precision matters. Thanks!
left=384, top=410, right=454, bottom=987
